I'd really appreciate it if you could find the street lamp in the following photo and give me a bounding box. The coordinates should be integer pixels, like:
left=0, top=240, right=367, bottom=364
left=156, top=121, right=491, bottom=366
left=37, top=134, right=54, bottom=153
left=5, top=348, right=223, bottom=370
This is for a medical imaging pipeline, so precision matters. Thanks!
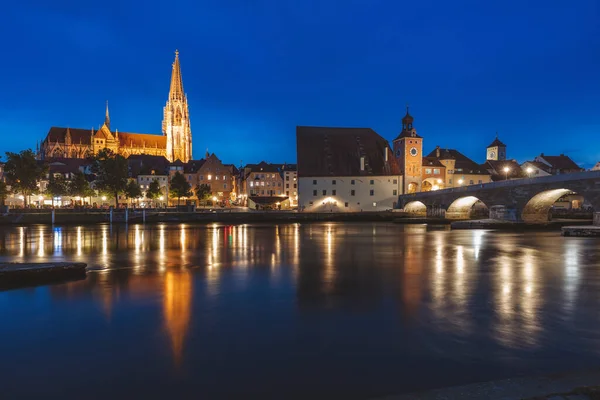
left=526, top=167, right=533, bottom=177
left=458, top=179, right=464, bottom=186
left=503, top=166, right=510, bottom=180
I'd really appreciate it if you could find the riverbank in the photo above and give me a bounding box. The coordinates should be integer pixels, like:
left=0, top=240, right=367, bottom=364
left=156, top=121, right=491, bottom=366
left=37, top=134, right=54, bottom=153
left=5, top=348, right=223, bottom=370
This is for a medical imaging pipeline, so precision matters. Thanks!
left=0, top=262, right=87, bottom=290
left=0, top=210, right=403, bottom=225
left=379, top=368, right=600, bottom=400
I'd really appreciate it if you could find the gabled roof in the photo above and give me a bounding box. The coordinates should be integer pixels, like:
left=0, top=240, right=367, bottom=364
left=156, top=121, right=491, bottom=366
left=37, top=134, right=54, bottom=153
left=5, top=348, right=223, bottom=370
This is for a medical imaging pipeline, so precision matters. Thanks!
left=422, top=157, right=445, bottom=168
left=394, top=128, right=422, bottom=140
left=425, top=148, right=489, bottom=175
left=45, top=157, right=89, bottom=174
left=119, top=132, right=166, bottom=149
left=483, top=159, right=523, bottom=180
left=45, top=127, right=93, bottom=145
left=296, top=126, right=400, bottom=177
left=127, top=154, right=170, bottom=176
left=184, top=159, right=206, bottom=173
left=244, top=161, right=281, bottom=174
left=537, top=154, right=582, bottom=171
left=522, top=160, right=552, bottom=173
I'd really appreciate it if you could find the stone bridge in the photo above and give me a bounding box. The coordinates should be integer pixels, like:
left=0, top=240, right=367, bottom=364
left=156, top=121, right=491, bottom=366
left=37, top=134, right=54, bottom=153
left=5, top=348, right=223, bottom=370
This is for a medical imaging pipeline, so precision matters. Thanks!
left=398, top=170, right=600, bottom=223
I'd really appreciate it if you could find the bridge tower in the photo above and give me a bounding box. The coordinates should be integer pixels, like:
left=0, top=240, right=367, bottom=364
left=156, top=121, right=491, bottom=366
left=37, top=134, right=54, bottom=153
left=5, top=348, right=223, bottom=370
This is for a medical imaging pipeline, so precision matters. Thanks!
left=393, top=106, right=423, bottom=194
left=486, top=134, right=506, bottom=161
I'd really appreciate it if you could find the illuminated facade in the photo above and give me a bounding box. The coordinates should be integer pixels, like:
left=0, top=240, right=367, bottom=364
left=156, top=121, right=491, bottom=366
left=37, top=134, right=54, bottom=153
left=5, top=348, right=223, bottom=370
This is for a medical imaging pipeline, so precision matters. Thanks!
left=38, top=51, right=192, bottom=163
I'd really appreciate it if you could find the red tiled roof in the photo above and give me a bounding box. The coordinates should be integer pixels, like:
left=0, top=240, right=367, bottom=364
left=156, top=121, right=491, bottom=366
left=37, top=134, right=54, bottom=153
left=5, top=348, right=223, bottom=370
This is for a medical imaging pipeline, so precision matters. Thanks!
left=119, top=132, right=166, bottom=149
left=538, top=154, right=582, bottom=171
left=425, top=148, right=489, bottom=175
left=43, top=127, right=166, bottom=149
left=296, top=126, right=400, bottom=177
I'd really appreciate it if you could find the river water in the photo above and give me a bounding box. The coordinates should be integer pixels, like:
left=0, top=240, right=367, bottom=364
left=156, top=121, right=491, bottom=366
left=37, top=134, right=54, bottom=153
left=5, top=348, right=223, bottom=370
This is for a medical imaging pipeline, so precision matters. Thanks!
left=0, top=223, right=599, bottom=399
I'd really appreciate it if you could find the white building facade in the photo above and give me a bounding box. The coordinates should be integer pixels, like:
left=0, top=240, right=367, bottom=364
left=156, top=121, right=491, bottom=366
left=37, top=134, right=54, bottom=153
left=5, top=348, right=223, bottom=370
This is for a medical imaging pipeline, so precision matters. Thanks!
left=298, top=176, right=402, bottom=212
left=296, top=126, right=402, bottom=213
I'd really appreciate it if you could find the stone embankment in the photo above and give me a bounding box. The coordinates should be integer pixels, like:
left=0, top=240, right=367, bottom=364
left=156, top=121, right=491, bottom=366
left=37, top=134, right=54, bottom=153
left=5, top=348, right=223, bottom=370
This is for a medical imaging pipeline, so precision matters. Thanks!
left=0, top=262, right=87, bottom=290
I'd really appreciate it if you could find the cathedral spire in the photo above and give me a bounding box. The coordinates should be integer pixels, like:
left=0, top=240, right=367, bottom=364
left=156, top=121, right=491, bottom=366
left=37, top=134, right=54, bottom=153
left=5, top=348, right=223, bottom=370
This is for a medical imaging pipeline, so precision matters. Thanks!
left=169, top=50, right=185, bottom=101
left=105, top=100, right=110, bottom=130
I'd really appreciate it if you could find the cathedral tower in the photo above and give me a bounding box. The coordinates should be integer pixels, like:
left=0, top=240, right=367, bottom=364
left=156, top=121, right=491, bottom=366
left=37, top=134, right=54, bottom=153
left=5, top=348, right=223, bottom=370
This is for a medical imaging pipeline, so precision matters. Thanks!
left=163, top=50, right=192, bottom=162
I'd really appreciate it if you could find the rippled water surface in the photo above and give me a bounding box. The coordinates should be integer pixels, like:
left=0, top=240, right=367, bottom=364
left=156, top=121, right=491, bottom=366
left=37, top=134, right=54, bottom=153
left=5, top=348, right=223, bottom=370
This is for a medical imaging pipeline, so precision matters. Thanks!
left=1, top=222, right=600, bottom=399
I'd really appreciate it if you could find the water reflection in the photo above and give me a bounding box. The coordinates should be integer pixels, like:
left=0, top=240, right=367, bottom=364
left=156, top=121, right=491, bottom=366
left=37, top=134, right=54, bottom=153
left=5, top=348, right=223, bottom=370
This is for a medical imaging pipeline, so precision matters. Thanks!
left=1, top=224, right=600, bottom=399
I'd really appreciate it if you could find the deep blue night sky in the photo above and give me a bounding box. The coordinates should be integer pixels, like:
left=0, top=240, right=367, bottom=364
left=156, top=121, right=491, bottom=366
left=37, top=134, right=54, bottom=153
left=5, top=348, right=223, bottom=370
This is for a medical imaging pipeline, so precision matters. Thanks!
left=1, top=0, right=599, bottom=166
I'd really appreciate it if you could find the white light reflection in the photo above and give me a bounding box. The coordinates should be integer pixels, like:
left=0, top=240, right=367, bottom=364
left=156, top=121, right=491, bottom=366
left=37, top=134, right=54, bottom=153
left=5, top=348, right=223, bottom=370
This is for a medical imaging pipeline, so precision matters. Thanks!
left=563, top=241, right=580, bottom=314
left=101, top=225, right=108, bottom=267
left=76, top=226, right=82, bottom=256
left=18, top=227, right=25, bottom=258
left=159, top=224, right=166, bottom=272
left=472, top=230, right=484, bottom=259
left=53, top=227, right=63, bottom=256
left=37, top=227, right=44, bottom=257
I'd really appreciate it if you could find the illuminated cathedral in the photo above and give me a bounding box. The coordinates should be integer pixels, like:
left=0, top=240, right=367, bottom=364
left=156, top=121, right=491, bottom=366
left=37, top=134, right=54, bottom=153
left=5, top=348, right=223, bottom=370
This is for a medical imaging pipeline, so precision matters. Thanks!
left=38, top=51, right=192, bottom=163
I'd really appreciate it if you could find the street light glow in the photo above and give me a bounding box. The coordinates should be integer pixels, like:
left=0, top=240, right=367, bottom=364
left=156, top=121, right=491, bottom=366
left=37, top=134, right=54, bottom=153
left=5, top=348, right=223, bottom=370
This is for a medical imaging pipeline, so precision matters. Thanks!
left=503, top=166, right=510, bottom=173
left=458, top=179, right=464, bottom=185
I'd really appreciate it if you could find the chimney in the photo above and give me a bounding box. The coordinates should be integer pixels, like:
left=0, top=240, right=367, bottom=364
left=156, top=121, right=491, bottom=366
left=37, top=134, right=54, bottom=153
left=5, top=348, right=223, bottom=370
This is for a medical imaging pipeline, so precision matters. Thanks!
left=360, top=156, right=365, bottom=171
left=436, top=145, right=440, bottom=158
left=384, top=147, right=388, bottom=162
left=560, top=153, right=564, bottom=157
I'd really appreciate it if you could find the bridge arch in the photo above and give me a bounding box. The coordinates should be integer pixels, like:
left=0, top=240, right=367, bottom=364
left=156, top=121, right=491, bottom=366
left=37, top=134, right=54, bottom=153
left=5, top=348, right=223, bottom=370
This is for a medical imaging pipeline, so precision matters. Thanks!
left=403, top=201, right=426, bottom=216
left=446, top=196, right=489, bottom=220
left=521, top=188, right=579, bottom=224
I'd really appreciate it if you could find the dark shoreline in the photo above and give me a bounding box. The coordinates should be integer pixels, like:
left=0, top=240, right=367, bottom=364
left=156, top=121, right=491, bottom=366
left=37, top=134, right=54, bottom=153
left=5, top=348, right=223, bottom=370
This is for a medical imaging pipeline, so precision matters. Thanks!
left=0, top=211, right=591, bottom=231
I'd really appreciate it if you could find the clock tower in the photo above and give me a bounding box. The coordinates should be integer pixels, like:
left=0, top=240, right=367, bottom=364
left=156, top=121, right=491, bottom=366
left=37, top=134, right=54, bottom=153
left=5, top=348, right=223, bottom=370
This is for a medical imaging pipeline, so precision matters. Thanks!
left=393, top=107, right=423, bottom=194
left=486, top=134, right=506, bottom=161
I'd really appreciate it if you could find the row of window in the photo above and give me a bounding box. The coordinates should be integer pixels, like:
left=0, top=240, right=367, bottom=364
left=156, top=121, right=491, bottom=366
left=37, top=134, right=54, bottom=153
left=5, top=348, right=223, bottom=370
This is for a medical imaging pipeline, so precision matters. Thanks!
left=285, top=183, right=297, bottom=189
left=250, top=190, right=282, bottom=195
left=250, top=181, right=282, bottom=187
left=312, top=179, right=398, bottom=185
left=308, top=201, right=379, bottom=207
left=424, top=168, right=441, bottom=174
left=285, top=176, right=297, bottom=181
left=254, top=174, right=278, bottom=179
left=312, top=189, right=397, bottom=196
left=139, top=176, right=167, bottom=182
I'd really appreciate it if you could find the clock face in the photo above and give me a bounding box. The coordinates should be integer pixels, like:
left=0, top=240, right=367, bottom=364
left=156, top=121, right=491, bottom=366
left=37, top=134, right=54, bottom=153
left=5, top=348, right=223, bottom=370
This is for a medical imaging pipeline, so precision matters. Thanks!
left=489, top=151, right=496, bottom=159
left=409, top=147, right=418, bottom=157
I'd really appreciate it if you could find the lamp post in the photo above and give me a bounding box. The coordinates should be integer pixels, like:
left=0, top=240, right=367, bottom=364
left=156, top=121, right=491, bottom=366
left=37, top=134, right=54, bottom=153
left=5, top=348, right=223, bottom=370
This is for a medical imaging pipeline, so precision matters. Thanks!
left=503, top=166, right=510, bottom=180
left=526, top=167, right=533, bottom=178
left=458, top=179, right=464, bottom=186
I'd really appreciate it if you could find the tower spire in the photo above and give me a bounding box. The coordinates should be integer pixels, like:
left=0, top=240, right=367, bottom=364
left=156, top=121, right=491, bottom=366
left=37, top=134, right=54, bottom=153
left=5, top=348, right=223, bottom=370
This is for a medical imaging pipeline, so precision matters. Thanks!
left=105, top=100, right=110, bottom=129
left=169, top=50, right=184, bottom=101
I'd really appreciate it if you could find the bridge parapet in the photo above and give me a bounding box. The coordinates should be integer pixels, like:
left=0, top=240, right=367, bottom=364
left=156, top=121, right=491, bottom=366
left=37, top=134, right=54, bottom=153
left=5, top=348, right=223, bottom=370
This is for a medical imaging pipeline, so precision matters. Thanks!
left=397, top=170, right=600, bottom=223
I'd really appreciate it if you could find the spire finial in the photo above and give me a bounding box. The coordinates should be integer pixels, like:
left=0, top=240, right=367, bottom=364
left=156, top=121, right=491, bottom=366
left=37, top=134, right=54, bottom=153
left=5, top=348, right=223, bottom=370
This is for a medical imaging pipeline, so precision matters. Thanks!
left=105, top=100, right=110, bottom=129
left=495, top=131, right=498, bottom=139
left=169, top=50, right=184, bottom=101
left=406, top=103, right=409, bottom=114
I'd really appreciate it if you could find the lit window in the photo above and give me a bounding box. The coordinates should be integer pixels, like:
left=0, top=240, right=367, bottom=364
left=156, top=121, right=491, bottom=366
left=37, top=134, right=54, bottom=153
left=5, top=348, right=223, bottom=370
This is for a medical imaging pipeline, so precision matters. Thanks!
left=261, top=182, right=265, bottom=186
left=215, top=176, right=219, bottom=180
left=373, top=202, right=377, bottom=207
left=425, top=168, right=432, bottom=174
left=223, top=175, right=226, bottom=180
left=250, top=182, right=254, bottom=187
left=433, top=168, right=440, bottom=174
left=208, top=175, right=212, bottom=180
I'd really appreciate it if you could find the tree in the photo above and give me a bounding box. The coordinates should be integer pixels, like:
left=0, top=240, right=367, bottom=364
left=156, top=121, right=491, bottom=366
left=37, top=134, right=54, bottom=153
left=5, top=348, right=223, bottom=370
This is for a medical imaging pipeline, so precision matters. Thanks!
left=91, top=148, right=128, bottom=207
left=0, top=181, right=8, bottom=207
left=195, top=183, right=211, bottom=208
left=4, top=149, right=46, bottom=206
left=124, top=180, right=142, bottom=206
left=46, top=174, right=68, bottom=208
left=169, top=172, right=192, bottom=206
left=68, top=171, right=95, bottom=205
left=146, top=179, right=162, bottom=207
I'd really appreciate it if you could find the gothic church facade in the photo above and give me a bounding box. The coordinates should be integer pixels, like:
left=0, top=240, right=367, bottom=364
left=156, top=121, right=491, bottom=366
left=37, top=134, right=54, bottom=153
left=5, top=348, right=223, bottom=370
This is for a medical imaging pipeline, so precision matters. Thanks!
left=38, top=51, right=192, bottom=163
